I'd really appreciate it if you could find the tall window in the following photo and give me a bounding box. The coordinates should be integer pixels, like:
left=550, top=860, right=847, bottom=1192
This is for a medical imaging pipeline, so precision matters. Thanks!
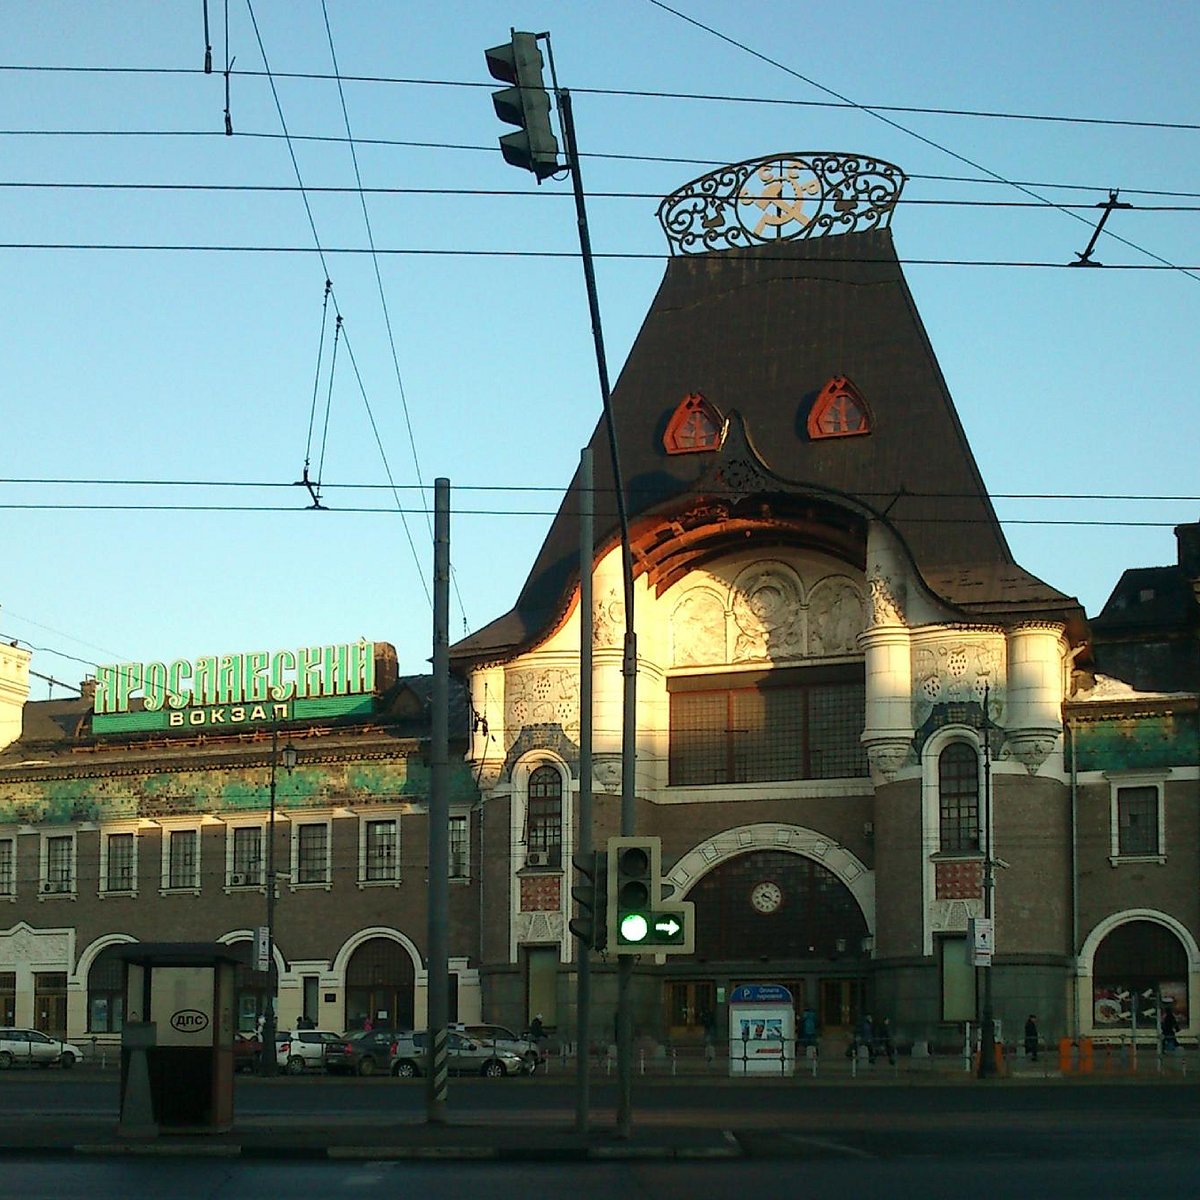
left=106, top=832, right=135, bottom=892
left=168, top=829, right=198, bottom=889
left=669, top=668, right=867, bottom=785
left=0, top=838, right=13, bottom=895
left=232, top=826, right=263, bottom=885
left=938, top=742, right=980, bottom=853
left=1116, top=786, right=1160, bottom=856
left=297, top=823, right=329, bottom=884
left=45, top=835, right=74, bottom=893
left=449, top=815, right=468, bottom=879
left=527, top=766, right=563, bottom=868
left=365, top=819, right=398, bottom=882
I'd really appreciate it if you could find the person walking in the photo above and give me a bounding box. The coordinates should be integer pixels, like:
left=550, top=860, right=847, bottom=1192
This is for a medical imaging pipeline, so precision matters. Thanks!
left=529, top=1013, right=545, bottom=1045
left=855, top=1013, right=875, bottom=1062
left=877, top=1016, right=896, bottom=1065
left=1161, top=1007, right=1179, bottom=1052
left=1024, top=1014, right=1039, bottom=1062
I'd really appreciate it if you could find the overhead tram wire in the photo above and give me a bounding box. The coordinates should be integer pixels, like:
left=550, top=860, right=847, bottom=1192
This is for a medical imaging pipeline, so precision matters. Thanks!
left=318, top=1, right=468, bottom=634
left=5, top=61, right=1200, bottom=134
left=645, top=0, right=1200, bottom=284
left=242, top=0, right=430, bottom=608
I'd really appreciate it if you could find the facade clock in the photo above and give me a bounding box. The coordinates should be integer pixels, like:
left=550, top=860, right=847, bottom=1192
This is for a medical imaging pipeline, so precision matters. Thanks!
left=750, top=880, right=782, bottom=914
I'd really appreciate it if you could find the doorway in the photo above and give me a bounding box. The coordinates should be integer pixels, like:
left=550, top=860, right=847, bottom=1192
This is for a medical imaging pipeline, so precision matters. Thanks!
left=34, top=972, right=67, bottom=1039
left=818, top=977, right=864, bottom=1034
left=666, top=980, right=717, bottom=1041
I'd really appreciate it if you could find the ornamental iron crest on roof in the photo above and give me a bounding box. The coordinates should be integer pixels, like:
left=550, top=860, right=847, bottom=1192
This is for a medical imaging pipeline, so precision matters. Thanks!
left=657, top=152, right=906, bottom=256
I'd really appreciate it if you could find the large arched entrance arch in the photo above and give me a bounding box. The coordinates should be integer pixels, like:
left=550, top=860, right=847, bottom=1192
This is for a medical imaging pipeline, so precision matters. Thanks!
left=662, top=825, right=875, bottom=1044
left=343, top=935, right=417, bottom=1033
left=1080, top=911, right=1197, bottom=1039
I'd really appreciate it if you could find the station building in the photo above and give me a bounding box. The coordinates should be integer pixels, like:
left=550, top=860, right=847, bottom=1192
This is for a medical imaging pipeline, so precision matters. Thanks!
left=1, top=151, right=1196, bottom=1053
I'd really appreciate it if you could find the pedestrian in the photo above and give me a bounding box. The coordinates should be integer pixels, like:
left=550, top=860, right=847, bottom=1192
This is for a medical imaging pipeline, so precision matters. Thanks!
left=363, top=1015, right=374, bottom=1033
left=1024, top=1014, right=1039, bottom=1062
left=529, top=1013, right=545, bottom=1045
left=855, top=1013, right=875, bottom=1062
left=1161, top=1007, right=1179, bottom=1052
left=878, top=1016, right=896, bottom=1065
left=800, top=1005, right=818, bottom=1052
left=701, top=1009, right=716, bottom=1064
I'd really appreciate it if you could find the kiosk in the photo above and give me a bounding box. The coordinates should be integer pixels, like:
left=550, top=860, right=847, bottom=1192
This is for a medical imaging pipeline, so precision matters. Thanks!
left=728, top=983, right=795, bottom=1076
left=117, top=942, right=240, bottom=1136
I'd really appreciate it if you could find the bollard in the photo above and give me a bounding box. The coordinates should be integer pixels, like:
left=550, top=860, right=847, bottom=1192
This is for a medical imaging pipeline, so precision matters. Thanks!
left=639, top=1049, right=645, bottom=1076
left=671, top=1048, right=677, bottom=1076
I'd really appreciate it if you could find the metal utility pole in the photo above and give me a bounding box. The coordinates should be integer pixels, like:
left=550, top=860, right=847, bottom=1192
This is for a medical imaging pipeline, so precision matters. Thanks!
left=575, top=446, right=594, bottom=1133
left=978, top=684, right=996, bottom=1079
left=426, top=477, right=450, bottom=1122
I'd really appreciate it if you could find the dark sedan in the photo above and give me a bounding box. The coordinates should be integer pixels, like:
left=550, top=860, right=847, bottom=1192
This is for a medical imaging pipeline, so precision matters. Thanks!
left=325, top=1029, right=399, bottom=1076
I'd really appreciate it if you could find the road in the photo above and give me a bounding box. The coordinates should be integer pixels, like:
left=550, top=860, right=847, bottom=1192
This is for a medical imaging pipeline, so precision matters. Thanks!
left=2, top=1070, right=1198, bottom=1160
left=1, top=1156, right=1199, bottom=1200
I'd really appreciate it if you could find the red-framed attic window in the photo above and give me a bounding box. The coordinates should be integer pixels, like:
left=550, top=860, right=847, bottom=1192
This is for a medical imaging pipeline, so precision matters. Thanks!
left=807, top=376, right=872, bottom=439
left=664, top=392, right=725, bottom=455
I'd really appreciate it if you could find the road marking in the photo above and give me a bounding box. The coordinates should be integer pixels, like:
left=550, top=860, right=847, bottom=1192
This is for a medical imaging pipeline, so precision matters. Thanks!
left=779, top=1133, right=875, bottom=1159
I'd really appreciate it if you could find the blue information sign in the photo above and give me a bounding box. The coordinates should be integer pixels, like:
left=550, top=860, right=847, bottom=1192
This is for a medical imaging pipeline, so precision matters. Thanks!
left=729, top=984, right=793, bottom=1005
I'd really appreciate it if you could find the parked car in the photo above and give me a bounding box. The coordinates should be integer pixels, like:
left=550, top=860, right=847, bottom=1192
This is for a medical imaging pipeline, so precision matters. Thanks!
left=233, top=1031, right=262, bottom=1073
left=275, top=1029, right=344, bottom=1074
left=0, top=1028, right=85, bottom=1069
left=389, top=1030, right=524, bottom=1078
left=325, top=1029, right=399, bottom=1076
left=454, top=1023, right=545, bottom=1074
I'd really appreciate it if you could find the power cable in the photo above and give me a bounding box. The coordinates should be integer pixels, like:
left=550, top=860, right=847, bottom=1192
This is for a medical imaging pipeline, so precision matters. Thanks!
left=645, top=0, right=1200, bottom=283
left=4, top=61, right=1200, bottom=134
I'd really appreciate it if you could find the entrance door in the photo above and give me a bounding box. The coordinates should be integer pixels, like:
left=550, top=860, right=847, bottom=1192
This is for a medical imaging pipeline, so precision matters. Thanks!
left=666, top=980, right=716, bottom=1041
left=818, top=978, right=864, bottom=1035
left=34, top=973, right=67, bottom=1039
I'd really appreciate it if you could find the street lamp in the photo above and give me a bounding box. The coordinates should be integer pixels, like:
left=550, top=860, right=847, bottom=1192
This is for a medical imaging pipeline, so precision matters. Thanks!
left=259, top=725, right=297, bottom=1076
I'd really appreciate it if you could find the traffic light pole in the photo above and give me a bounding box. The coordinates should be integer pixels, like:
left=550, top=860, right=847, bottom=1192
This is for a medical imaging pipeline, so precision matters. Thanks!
left=559, top=87, right=638, bottom=1139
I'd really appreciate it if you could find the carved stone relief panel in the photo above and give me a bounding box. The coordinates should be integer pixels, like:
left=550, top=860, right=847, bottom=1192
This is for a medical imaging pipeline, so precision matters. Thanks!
left=730, top=563, right=805, bottom=662
left=807, top=575, right=866, bottom=657
left=593, top=588, right=624, bottom=650
left=670, top=587, right=727, bottom=667
left=504, top=669, right=579, bottom=747
left=912, top=641, right=1002, bottom=731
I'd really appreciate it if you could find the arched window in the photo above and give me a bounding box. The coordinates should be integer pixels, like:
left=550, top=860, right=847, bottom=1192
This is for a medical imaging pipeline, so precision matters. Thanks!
left=87, top=946, right=126, bottom=1033
left=939, top=742, right=979, bottom=852
left=527, top=765, right=563, bottom=868
left=664, top=393, right=724, bottom=454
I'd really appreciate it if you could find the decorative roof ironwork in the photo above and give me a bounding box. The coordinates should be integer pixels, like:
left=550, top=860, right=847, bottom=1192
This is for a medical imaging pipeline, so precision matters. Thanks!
left=657, top=151, right=906, bottom=256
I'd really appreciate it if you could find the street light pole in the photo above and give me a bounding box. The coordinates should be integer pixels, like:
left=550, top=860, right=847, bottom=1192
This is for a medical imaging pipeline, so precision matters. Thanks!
left=260, top=724, right=296, bottom=1077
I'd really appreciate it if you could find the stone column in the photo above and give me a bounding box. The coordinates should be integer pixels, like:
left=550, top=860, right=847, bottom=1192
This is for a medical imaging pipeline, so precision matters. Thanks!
left=1005, top=623, right=1066, bottom=774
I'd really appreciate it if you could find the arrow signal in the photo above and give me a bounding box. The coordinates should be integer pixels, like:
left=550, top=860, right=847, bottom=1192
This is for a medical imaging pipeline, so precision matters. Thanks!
left=654, top=916, right=681, bottom=936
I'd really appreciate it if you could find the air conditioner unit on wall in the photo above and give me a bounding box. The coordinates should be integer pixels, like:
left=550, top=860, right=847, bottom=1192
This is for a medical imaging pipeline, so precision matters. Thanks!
left=231, top=872, right=249, bottom=887
left=525, top=851, right=550, bottom=868
left=42, top=880, right=71, bottom=894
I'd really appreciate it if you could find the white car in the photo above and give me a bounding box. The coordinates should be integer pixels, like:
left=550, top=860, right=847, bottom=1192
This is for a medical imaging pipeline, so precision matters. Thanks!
left=275, top=1029, right=344, bottom=1074
left=0, top=1028, right=85, bottom=1069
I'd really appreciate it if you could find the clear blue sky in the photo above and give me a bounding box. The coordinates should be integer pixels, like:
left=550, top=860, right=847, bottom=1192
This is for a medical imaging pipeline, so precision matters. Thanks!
left=3, top=1, right=1196, bottom=695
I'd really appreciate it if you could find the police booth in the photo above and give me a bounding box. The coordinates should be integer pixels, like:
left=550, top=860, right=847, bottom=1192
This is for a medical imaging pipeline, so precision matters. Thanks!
left=118, top=942, right=240, bottom=1135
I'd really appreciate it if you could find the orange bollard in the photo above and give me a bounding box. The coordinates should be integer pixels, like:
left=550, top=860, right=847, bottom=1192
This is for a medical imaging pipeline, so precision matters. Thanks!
left=1078, top=1037, right=1093, bottom=1074
left=1058, top=1036, right=1075, bottom=1074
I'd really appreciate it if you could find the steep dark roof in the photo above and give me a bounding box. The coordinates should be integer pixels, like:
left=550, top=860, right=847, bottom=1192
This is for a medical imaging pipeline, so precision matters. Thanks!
left=453, top=227, right=1076, bottom=666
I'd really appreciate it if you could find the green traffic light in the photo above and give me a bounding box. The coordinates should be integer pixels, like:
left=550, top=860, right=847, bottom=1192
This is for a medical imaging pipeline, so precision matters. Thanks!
left=619, top=912, right=649, bottom=943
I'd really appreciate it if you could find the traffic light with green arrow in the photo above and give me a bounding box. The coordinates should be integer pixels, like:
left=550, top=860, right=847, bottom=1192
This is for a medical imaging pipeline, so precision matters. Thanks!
left=606, top=836, right=694, bottom=955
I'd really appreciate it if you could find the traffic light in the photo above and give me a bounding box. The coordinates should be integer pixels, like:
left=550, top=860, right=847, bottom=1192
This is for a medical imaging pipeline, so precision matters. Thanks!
left=568, top=850, right=608, bottom=951
left=607, top=836, right=695, bottom=955
left=484, top=31, right=560, bottom=181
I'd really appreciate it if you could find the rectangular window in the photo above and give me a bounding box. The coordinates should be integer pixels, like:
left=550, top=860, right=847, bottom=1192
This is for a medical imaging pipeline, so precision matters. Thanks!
left=106, top=832, right=135, bottom=892
left=668, top=667, right=867, bottom=785
left=0, top=972, right=14, bottom=1025
left=168, top=829, right=198, bottom=889
left=0, top=838, right=13, bottom=895
left=365, top=819, right=398, bottom=882
left=232, top=826, right=263, bottom=884
left=297, top=823, right=329, bottom=884
left=1117, top=786, right=1160, bottom=856
left=45, top=835, right=73, bottom=893
left=449, top=816, right=468, bottom=879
